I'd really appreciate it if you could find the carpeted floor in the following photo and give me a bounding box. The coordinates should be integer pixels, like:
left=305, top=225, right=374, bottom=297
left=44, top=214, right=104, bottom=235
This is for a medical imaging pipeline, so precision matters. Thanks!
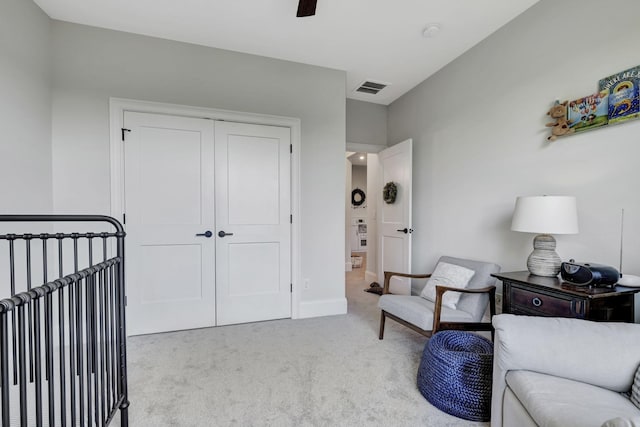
left=121, top=272, right=489, bottom=426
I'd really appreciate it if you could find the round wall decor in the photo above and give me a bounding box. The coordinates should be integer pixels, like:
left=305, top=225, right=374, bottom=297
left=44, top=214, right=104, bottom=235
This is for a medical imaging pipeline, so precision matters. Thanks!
left=383, top=182, right=398, bottom=204
left=351, top=188, right=366, bottom=206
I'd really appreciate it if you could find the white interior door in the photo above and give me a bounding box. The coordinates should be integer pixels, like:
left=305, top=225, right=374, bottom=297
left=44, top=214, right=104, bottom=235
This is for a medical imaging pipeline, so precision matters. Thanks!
left=214, top=122, right=291, bottom=326
left=124, top=112, right=215, bottom=335
left=378, top=139, right=413, bottom=294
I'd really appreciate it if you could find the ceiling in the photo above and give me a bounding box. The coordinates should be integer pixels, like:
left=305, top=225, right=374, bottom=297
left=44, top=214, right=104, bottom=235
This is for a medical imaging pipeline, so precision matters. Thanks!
left=347, top=152, right=367, bottom=166
left=34, top=0, right=539, bottom=105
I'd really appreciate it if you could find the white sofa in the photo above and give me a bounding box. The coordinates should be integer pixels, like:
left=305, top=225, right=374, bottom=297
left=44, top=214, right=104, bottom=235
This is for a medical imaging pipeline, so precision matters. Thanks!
left=491, top=314, right=640, bottom=427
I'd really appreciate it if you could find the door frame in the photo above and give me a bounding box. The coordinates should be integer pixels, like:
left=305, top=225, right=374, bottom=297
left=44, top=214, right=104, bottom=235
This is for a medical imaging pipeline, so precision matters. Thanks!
left=108, top=97, right=302, bottom=319
left=345, top=142, right=387, bottom=283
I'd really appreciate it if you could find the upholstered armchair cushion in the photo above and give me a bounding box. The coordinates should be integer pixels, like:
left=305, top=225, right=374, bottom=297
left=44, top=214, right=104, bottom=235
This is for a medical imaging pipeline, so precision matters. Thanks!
left=378, top=295, right=474, bottom=330
left=433, top=256, right=500, bottom=321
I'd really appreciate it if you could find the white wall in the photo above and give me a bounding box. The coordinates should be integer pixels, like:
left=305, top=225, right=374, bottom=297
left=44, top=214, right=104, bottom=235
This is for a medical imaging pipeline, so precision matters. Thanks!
left=50, top=21, right=347, bottom=317
left=0, top=0, right=52, bottom=214
left=388, top=0, right=640, bottom=301
left=346, top=99, right=387, bottom=147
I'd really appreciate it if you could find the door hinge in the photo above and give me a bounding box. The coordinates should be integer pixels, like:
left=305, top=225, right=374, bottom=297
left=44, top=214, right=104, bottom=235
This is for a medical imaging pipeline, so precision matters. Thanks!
left=290, top=283, right=293, bottom=293
left=123, top=213, right=126, bottom=224
left=290, top=214, right=293, bottom=224
left=121, top=128, right=131, bottom=141
left=125, top=295, right=128, bottom=306
left=290, top=144, right=293, bottom=154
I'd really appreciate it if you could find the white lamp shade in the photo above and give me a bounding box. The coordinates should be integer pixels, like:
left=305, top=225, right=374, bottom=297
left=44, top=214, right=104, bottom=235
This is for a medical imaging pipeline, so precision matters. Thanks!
left=511, top=196, right=579, bottom=234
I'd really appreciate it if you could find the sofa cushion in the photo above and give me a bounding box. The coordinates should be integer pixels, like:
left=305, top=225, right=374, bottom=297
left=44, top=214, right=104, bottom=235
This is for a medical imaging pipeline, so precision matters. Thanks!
left=506, top=370, right=640, bottom=427
left=601, top=417, right=640, bottom=427
left=503, top=387, right=539, bottom=427
left=378, top=295, right=473, bottom=330
left=436, top=256, right=500, bottom=319
left=420, top=261, right=475, bottom=309
left=632, top=364, right=640, bottom=409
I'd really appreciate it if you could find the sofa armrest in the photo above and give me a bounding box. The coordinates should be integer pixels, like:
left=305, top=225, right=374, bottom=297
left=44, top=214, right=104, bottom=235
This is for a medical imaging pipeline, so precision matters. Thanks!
left=491, top=314, right=640, bottom=427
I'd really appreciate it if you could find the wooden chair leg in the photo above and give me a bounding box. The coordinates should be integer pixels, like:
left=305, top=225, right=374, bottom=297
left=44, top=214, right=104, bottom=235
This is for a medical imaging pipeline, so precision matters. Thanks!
left=379, top=311, right=386, bottom=340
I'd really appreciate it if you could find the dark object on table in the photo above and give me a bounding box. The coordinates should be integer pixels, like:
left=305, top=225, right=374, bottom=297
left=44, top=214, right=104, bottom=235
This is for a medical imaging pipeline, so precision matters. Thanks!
left=417, top=331, right=494, bottom=422
left=560, top=260, right=620, bottom=287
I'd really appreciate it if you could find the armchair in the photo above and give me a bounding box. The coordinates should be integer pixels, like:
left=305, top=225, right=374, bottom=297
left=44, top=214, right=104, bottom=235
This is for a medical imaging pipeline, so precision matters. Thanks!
left=377, top=256, right=500, bottom=339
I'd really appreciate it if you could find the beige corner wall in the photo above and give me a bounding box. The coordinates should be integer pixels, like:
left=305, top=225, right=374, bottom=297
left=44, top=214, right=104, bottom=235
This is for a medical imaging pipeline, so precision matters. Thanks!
left=388, top=0, right=640, bottom=310
left=0, top=0, right=52, bottom=214
left=346, top=99, right=388, bottom=147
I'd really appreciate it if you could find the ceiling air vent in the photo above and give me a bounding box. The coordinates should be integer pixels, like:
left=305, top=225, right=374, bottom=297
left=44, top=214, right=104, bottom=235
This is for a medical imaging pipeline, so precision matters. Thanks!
left=356, top=80, right=388, bottom=95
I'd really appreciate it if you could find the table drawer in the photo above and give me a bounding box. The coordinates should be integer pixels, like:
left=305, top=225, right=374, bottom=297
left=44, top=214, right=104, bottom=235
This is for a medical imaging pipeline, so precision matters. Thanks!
left=510, top=286, right=580, bottom=317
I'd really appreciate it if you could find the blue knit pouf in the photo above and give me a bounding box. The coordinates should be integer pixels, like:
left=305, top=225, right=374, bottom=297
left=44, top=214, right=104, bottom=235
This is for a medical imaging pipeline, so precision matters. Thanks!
left=417, top=331, right=494, bottom=422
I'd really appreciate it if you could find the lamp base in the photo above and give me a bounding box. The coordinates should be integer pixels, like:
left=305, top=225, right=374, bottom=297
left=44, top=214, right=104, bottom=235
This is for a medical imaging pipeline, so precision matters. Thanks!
left=527, top=234, right=561, bottom=277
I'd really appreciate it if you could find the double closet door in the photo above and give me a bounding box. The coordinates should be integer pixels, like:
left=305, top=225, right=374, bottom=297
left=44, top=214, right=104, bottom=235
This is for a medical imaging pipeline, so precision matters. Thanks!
left=123, top=112, right=291, bottom=336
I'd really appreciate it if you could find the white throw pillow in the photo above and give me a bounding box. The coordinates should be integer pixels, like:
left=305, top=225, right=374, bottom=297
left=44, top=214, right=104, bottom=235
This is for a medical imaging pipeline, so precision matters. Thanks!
left=420, top=261, right=475, bottom=309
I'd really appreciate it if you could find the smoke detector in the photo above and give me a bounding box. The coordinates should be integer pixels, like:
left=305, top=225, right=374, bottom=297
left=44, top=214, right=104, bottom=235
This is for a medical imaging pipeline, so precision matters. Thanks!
left=422, top=24, right=442, bottom=38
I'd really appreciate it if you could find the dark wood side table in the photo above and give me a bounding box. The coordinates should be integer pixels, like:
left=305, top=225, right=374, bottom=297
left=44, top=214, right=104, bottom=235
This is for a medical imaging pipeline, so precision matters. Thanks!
left=492, top=271, right=640, bottom=322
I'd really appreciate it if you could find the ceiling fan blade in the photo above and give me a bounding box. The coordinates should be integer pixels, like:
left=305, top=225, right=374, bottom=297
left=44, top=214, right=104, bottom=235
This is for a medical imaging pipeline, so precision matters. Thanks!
left=296, top=0, right=317, bottom=17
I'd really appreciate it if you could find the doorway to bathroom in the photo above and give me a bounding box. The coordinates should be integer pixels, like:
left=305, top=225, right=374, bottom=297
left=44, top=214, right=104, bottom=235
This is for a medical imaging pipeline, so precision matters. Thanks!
left=345, top=151, right=378, bottom=285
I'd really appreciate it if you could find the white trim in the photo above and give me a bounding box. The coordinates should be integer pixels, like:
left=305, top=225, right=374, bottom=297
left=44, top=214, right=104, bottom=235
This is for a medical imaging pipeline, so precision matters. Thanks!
left=298, top=298, right=348, bottom=319
left=345, top=262, right=353, bottom=272
left=109, top=97, right=302, bottom=319
left=365, top=270, right=378, bottom=283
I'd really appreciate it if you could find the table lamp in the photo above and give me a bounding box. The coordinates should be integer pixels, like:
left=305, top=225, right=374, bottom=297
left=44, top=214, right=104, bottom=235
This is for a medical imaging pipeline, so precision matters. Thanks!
left=511, top=196, right=579, bottom=277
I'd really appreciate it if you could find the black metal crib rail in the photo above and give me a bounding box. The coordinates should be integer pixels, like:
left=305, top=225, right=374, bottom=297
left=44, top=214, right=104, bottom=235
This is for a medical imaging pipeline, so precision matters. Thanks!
left=0, top=215, right=129, bottom=427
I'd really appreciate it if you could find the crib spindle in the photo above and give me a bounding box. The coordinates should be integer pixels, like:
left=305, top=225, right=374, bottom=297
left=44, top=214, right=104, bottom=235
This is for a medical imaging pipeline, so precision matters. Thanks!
left=76, top=275, right=85, bottom=427
left=1, top=306, right=10, bottom=427
left=17, top=301, right=28, bottom=427
left=8, top=237, right=18, bottom=387
left=45, top=291, right=55, bottom=426
left=58, top=281, right=68, bottom=427
left=68, top=275, right=78, bottom=426
left=85, top=275, right=93, bottom=427
left=25, top=236, right=34, bottom=384
left=33, top=297, right=43, bottom=426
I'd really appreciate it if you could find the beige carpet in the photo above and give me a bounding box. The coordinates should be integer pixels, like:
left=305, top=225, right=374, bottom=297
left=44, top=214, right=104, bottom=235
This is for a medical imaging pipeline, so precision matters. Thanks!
left=120, top=272, right=489, bottom=426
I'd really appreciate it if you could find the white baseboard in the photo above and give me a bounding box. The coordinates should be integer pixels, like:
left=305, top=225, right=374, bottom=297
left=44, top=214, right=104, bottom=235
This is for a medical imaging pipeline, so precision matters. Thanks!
left=298, top=298, right=347, bottom=318
left=365, top=270, right=378, bottom=283
left=345, top=262, right=352, bottom=272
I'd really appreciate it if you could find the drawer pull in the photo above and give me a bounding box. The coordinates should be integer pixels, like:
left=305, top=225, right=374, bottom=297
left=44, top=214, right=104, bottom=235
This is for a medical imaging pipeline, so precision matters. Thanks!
left=532, top=297, right=542, bottom=307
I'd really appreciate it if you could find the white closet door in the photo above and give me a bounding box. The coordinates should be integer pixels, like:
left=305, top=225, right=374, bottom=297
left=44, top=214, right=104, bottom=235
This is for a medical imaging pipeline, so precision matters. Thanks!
left=124, top=111, right=215, bottom=335
left=214, top=121, right=291, bottom=326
